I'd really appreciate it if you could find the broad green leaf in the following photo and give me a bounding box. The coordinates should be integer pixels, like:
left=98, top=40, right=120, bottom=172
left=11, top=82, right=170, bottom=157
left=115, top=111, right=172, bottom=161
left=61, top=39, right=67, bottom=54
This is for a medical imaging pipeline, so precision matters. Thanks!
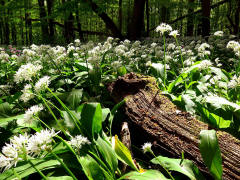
left=0, top=102, right=12, bottom=118
left=117, top=66, right=127, bottom=76
left=66, top=89, right=83, bottom=109
left=61, top=110, right=80, bottom=131
left=80, top=103, right=102, bottom=140
left=0, top=114, right=24, bottom=127
left=209, top=67, right=228, bottom=81
left=48, top=176, right=73, bottom=180
left=118, top=170, right=168, bottom=180
left=102, top=108, right=111, bottom=122
left=0, top=158, right=60, bottom=180
left=199, top=130, right=223, bottom=180
left=204, top=95, right=240, bottom=112
left=112, top=135, right=139, bottom=171
left=96, top=136, right=118, bottom=173
left=151, top=156, right=204, bottom=180
left=168, top=73, right=187, bottom=93
left=79, top=154, right=105, bottom=180
left=201, top=107, right=231, bottom=128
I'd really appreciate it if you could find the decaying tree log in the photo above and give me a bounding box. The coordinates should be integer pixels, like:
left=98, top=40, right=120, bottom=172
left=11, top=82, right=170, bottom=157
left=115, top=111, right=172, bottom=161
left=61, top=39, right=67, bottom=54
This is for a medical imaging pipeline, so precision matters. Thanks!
left=108, top=73, right=240, bottom=180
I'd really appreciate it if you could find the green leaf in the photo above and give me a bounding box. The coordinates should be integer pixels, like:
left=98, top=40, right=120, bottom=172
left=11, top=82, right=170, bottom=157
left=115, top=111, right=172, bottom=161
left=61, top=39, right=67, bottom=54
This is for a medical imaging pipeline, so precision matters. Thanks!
left=79, top=154, right=105, bottom=180
left=151, top=156, right=204, bottom=180
left=80, top=103, right=102, bottom=140
left=0, top=114, right=24, bottom=127
left=48, top=176, right=73, bottom=180
left=117, top=66, right=127, bottom=76
left=209, top=67, right=228, bottom=81
left=0, top=158, right=60, bottom=180
left=112, top=135, right=139, bottom=171
left=66, top=89, right=83, bottom=109
left=199, top=130, right=223, bottom=180
left=118, top=170, right=168, bottom=180
left=168, top=73, right=187, bottom=93
left=0, top=102, right=12, bottom=118
left=96, top=136, right=118, bottom=173
left=200, top=107, right=231, bottom=128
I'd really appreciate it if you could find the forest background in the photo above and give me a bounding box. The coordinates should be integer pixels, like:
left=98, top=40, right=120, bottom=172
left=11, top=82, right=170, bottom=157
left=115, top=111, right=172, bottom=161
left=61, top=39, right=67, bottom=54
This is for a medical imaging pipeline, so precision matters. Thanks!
left=0, top=0, right=239, bottom=45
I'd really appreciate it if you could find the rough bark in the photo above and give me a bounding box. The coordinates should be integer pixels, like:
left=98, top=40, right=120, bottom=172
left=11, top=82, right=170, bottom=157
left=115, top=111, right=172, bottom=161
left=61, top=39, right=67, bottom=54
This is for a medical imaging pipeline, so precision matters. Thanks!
left=108, top=73, right=240, bottom=180
left=201, top=0, right=211, bottom=37
left=127, top=0, right=146, bottom=40
left=38, top=0, right=49, bottom=42
left=187, top=0, right=195, bottom=36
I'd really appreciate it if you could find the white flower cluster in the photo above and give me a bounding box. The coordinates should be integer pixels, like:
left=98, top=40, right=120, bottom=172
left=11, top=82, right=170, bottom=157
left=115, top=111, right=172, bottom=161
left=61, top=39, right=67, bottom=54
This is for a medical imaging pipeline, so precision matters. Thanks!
left=198, top=43, right=211, bottom=57
left=169, top=30, right=180, bottom=38
left=214, top=31, right=223, bottom=37
left=227, top=40, right=240, bottom=57
left=20, top=84, right=34, bottom=102
left=0, top=52, right=10, bottom=62
left=69, top=135, right=91, bottom=153
left=197, top=60, right=212, bottom=70
left=0, top=84, right=12, bottom=96
left=34, top=76, right=51, bottom=93
left=228, top=75, right=240, bottom=89
left=0, top=129, right=57, bottom=172
left=23, top=105, right=43, bottom=124
left=142, top=142, right=153, bottom=154
left=156, top=23, right=172, bottom=35
left=14, top=63, right=42, bottom=83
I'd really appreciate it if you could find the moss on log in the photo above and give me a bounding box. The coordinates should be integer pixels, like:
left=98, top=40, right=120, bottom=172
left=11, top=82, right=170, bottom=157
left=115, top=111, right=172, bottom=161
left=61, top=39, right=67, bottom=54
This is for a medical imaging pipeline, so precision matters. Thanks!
left=108, top=73, right=240, bottom=180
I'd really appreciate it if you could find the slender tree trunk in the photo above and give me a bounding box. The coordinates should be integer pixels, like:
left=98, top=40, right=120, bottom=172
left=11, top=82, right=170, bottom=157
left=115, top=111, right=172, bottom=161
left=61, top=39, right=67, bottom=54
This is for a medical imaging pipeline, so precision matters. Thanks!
left=127, top=0, right=146, bottom=40
left=11, top=22, right=17, bottom=45
left=234, top=0, right=240, bottom=35
left=46, top=0, right=55, bottom=40
left=187, top=0, right=195, bottom=36
left=82, top=0, right=122, bottom=39
left=38, top=0, right=49, bottom=43
left=75, top=7, right=84, bottom=42
left=201, top=0, right=211, bottom=37
left=119, top=0, right=122, bottom=34
left=146, top=0, right=149, bottom=36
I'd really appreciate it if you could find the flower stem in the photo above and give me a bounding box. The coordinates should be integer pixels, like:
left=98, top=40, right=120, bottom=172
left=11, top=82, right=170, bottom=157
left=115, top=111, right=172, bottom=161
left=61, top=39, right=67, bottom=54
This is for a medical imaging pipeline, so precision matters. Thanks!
left=28, top=159, right=48, bottom=180
left=151, top=152, right=175, bottom=180
left=51, top=152, right=78, bottom=180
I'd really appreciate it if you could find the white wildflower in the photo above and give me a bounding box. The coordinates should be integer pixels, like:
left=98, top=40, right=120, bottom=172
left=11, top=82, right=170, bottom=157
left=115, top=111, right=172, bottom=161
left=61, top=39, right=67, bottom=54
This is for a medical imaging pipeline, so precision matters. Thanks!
left=23, top=105, right=43, bottom=124
left=69, top=135, right=91, bottom=152
left=28, top=129, right=57, bottom=156
left=169, top=30, right=179, bottom=38
left=34, top=76, right=51, bottom=93
left=0, top=155, right=12, bottom=172
left=20, top=84, right=34, bottom=102
left=14, top=63, right=42, bottom=83
left=142, top=142, right=153, bottom=154
left=214, top=31, right=223, bottom=37
left=155, top=23, right=172, bottom=35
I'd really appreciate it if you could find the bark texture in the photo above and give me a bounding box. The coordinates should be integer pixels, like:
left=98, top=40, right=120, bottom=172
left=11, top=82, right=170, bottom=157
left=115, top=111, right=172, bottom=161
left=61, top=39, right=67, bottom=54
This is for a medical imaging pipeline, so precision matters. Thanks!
left=108, top=73, right=240, bottom=180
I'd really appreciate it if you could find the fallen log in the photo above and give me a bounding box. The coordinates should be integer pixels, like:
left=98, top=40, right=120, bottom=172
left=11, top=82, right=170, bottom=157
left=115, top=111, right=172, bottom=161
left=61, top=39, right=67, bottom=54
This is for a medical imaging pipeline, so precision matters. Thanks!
left=108, top=73, right=240, bottom=180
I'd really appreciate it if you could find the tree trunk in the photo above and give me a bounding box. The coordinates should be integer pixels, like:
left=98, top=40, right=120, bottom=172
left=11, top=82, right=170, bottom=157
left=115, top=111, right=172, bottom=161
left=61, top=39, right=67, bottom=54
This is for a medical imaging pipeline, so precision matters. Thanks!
left=146, top=0, right=149, bottom=37
left=201, top=0, right=211, bottom=37
left=38, top=0, right=49, bottom=43
left=118, top=0, right=122, bottom=34
left=83, top=0, right=122, bottom=39
left=187, top=0, right=195, bottom=36
left=75, top=8, right=84, bottom=42
left=108, top=73, right=240, bottom=180
left=127, top=0, right=146, bottom=40
left=46, top=0, right=55, bottom=40
left=234, top=0, right=240, bottom=35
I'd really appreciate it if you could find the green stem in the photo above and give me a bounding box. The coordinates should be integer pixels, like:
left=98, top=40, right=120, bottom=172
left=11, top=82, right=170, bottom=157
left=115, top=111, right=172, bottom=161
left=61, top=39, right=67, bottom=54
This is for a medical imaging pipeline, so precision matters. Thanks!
left=51, top=152, right=78, bottom=180
left=39, top=94, right=68, bottom=136
left=175, top=38, right=187, bottom=90
left=28, top=159, right=48, bottom=180
left=151, top=152, right=175, bottom=180
left=163, top=35, right=166, bottom=90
